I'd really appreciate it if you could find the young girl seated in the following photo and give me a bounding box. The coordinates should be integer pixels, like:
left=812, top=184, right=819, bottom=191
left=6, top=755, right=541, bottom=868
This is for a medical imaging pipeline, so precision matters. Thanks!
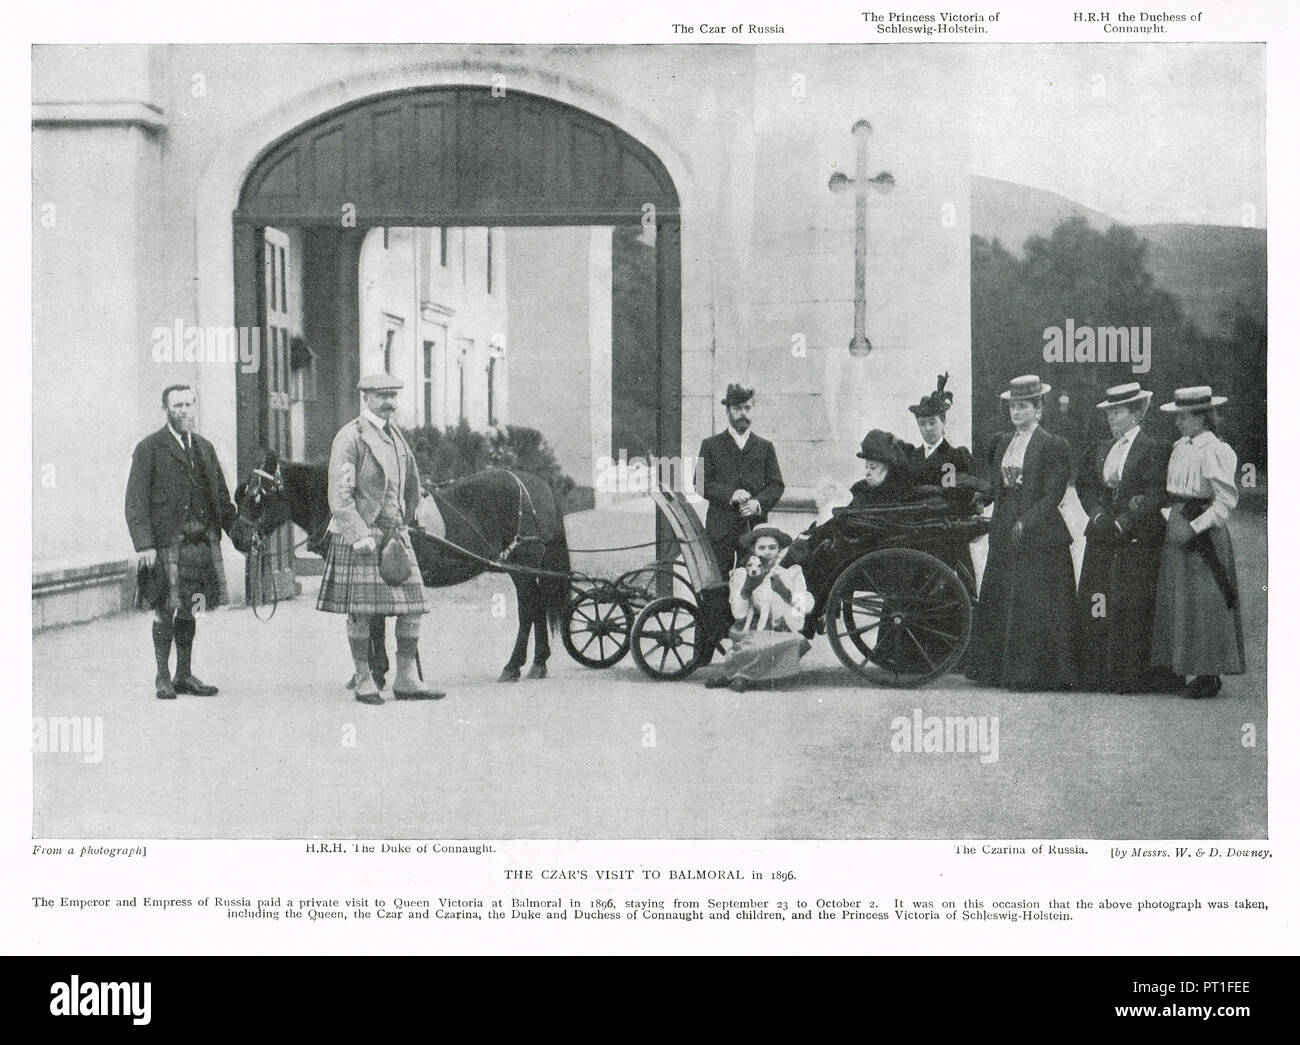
left=704, top=526, right=812, bottom=692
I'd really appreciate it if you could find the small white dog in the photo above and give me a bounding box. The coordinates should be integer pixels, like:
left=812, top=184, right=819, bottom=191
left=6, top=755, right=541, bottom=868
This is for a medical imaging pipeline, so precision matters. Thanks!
left=743, top=554, right=775, bottom=631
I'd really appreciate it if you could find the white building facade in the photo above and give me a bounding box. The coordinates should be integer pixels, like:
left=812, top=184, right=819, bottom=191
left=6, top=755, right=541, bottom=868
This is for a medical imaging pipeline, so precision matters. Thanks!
left=32, top=43, right=972, bottom=627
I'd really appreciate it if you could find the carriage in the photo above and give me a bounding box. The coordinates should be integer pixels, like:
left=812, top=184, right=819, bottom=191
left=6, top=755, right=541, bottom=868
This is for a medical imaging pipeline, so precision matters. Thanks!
left=561, top=486, right=990, bottom=688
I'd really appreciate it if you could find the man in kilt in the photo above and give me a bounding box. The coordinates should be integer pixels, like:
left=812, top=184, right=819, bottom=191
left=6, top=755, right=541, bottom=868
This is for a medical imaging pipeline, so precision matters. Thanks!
left=125, top=385, right=238, bottom=700
left=318, top=373, right=443, bottom=705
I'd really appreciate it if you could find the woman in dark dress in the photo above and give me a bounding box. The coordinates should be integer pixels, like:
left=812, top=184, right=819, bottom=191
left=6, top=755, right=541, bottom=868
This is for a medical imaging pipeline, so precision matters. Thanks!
left=847, top=430, right=916, bottom=508
left=1075, top=382, right=1178, bottom=693
left=896, top=373, right=986, bottom=595
left=966, top=375, right=1078, bottom=690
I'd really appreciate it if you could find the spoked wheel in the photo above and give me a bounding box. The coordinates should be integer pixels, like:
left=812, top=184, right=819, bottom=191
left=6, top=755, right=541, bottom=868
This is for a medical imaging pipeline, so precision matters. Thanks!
left=630, top=597, right=703, bottom=680
left=562, top=588, right=633, bottom=668
left=825, top=548, right=972, bottom=687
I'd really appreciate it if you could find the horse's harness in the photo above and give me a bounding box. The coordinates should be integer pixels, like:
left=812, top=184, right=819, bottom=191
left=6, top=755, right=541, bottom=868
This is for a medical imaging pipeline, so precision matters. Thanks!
left=241, top=464, right=295, bottom=621
left=431, top=470, right=545, bottom=564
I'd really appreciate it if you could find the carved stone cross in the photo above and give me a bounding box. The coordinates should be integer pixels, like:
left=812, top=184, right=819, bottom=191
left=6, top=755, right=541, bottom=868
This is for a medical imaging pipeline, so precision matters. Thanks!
left=829, top=119, right=894, bottom=357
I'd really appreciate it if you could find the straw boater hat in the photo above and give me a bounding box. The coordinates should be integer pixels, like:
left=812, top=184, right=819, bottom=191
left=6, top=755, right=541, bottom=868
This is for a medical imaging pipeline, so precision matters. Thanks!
left=721, top=383, right=755, bottom=407
left=358, top=372, right=404, bottom=391
left=738, top=526, right=793, bottom=556
left=1160, top=386, right=1228, bottom=413
left=999, top=374, right=1050, bottom=401
left=1095, top=382, right=1153, bottom=410
left=908, top=373, right=955, bottom=418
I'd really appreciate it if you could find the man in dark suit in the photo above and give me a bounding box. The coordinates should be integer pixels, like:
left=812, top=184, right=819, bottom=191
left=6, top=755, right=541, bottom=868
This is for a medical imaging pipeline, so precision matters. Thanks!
left=125, top=385, right=238, bottom=700
left=1075, top=382, right=1178, bottom=693
left=696, top=383, right=785, bottom=574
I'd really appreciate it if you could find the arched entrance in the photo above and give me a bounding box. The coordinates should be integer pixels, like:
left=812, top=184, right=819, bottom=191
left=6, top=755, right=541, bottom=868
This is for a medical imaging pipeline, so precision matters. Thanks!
left=233, top=85, right=682, bottom=592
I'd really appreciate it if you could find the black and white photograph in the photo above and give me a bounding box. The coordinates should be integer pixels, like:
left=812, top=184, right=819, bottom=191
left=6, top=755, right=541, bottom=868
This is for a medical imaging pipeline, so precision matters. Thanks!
left=29, top=33, right=1270, bottom=847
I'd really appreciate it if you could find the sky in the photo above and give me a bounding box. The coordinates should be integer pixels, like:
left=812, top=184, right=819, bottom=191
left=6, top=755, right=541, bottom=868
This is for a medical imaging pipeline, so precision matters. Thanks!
left=967, top=43, right=1266, bottom=227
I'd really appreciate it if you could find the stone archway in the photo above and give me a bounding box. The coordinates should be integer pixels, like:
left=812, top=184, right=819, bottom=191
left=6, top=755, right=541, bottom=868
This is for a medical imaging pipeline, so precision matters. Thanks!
left=231, top=85, right=683, bottom=588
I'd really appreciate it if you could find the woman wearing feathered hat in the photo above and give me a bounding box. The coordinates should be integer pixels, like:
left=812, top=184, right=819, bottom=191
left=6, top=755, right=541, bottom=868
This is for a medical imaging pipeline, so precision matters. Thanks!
left=703, top=525, right=812, bottom=692
left=1075, top=383, right=1180, bottom=693
left=966, top=375, right=1078, bottom=690
left=896, top=372, right=985, bottom=594
left=1148, top=387, right=1246, bottom=699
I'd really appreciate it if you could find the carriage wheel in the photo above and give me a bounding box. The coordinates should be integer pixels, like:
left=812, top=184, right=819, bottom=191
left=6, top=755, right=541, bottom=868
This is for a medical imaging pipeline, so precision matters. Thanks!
left=630, top=597, right=702, bottom=681
left=825, top=548, right=972, bottom=688
left=562, top=589, right=633, bottom=668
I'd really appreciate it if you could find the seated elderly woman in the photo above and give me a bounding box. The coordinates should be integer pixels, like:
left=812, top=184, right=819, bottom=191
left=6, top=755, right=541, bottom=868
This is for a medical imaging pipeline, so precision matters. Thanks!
left=848, top=430, right=920, bottom=507
left=704, top=526, right=812, bottom=692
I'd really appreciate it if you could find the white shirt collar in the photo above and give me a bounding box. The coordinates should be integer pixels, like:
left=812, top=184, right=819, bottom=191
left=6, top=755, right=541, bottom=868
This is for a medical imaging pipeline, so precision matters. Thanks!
left=1114, top=425, right=1139, bottom=446
left=923, top=440, right=942, bottom=457
left=167, top=424, right=189, bottom=448
left=1188, top=430, right=1216, bottom=447
left=729, top=426, right=751, bottom=449
left=1011, top=421, right=1038, bottom=442
left=363, top=407, right=392, bottom=435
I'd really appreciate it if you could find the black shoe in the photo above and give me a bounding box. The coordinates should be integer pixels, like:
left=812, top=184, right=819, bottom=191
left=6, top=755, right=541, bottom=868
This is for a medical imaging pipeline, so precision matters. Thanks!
left=173, top=674, right=219, bottom=696
left=354, top=691, right=384, bottom=705
left=703, top=674, right=731, bottom=689
left=728, top=677, right=751, bottom=693
left=1183, top=676, right=1223, bottom=700
left=155, top=675, right=176, bottom=700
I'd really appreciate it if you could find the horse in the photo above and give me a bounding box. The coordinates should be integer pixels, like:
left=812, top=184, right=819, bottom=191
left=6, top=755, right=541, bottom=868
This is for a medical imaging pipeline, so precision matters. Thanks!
left=233, top=448, right=572, bottom=683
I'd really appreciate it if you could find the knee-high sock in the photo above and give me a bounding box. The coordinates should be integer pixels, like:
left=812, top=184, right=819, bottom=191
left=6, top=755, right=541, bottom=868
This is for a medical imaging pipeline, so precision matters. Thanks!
left=347, top=614, right=372, bottom=677
left=152, top=614, right=174, bottom=679
left=173, top=614, right=196, bottom=677
left=395, top=616, right=421, bottom=681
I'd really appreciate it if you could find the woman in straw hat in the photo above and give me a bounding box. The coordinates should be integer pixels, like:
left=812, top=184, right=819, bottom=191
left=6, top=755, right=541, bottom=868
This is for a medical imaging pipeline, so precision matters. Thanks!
left=1149, top=387, right=1246, bottom=699
left=1075, top=383, right=1181, bottom=693
left=703, top=526, right=812, bottom=692
left=966, top=375, right=1078, bottom=690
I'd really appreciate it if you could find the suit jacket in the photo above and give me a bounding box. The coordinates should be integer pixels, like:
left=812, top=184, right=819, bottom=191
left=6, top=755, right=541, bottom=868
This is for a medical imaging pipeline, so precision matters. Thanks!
left=987, top=425, right=1072, bottom=547
left=326, top=416, right=422, bottom=546
left=125, top=426, right=236, bottom=551
left=697, top=430, right=785, bottom=542
left=1075, top=429, right=1169, bottom=546
left=901, top=438, right=976, bottom=489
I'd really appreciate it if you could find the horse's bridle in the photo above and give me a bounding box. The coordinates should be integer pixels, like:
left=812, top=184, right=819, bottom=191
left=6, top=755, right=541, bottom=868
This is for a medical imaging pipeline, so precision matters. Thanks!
left=241, top=465, right=285, bottom=528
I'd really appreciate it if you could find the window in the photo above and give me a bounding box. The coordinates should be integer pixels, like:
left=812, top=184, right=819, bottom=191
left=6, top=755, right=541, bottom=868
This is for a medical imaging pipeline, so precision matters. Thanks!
left=423, top=341, right=434, bottom=427
left=487, top=356, right=497, bottom=425
left=383, top=328, right=397, bottom=373
left=438, top=227, right=447, bottom=267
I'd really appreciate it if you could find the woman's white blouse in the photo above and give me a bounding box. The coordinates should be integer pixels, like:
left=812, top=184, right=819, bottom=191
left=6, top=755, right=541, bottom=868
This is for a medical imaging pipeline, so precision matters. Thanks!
left=1164, top=431, right=1238, bottom=533
left=1000, top=422, right=1038, bottom=470
left=729, top=563, right=810, bottom=631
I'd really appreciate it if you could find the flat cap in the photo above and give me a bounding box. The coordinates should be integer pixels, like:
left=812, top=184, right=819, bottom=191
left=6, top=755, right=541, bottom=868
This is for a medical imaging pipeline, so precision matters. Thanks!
left=358, top=372, right=403, bottom=392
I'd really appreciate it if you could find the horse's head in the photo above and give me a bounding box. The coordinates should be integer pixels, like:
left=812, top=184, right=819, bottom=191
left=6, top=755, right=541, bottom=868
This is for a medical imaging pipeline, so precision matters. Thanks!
left=232, top=448, right=290, bottom=553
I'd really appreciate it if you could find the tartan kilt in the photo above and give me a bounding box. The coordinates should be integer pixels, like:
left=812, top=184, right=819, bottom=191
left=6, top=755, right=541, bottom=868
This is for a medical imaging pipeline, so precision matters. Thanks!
left=317, top=532, right=428, bottom=615
left=139, top=535, right=228, bottom=615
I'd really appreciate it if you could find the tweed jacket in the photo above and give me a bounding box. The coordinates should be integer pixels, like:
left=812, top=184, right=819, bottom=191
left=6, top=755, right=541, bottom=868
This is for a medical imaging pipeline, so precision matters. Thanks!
left=326, top=416, right=422, bottom=546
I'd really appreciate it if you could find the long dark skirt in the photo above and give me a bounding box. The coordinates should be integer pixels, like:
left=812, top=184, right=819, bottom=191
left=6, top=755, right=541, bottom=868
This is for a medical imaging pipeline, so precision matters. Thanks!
left=968, top=530, right=1078, bottom=690
left=1150, top=524, right=1246, bottom=677
left=1076, top=537, right=1167, bottom=691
